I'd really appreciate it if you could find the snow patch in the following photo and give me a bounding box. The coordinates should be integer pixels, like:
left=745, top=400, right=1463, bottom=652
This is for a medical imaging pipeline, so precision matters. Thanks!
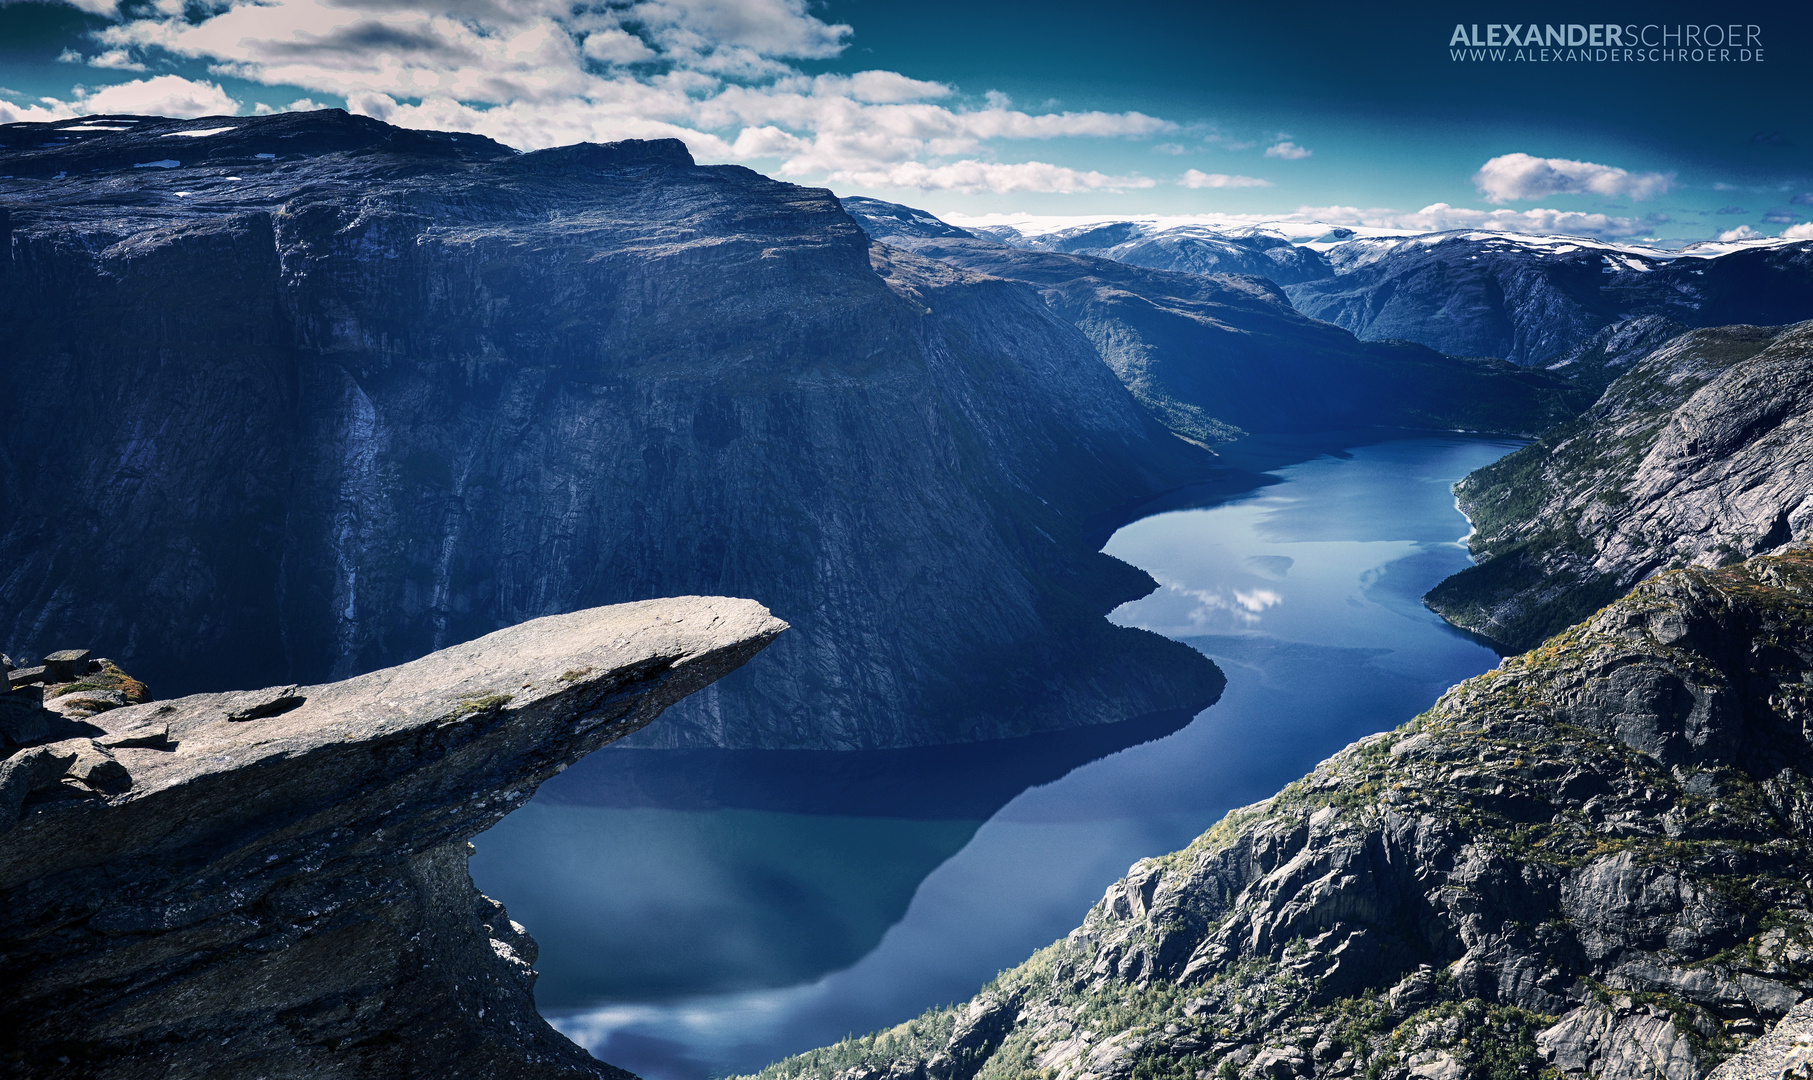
left=162, top=127, right=237, bottom=138
left=132, top=159, right=180, bottom=169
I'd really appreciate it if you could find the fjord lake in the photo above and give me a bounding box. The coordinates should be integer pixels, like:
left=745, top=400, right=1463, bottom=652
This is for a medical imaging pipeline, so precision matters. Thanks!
left=470, top=433, right=1523, bottom=1080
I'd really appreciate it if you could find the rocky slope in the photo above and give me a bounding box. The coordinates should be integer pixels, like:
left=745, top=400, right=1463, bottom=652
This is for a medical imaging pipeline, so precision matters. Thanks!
left=1543, top=315, right=1690, bottom=396
left=1425, top=321, right=1813, bottom=651
left=744, top=547, right=1813, bottom=1080
left=841, top=200, right=1586, bottom=444
left=1285, top=234, right=1813, bottom=366
left=0, top=595, right=784, bottom=1079
left=0, top=109, right=1224, bottom=749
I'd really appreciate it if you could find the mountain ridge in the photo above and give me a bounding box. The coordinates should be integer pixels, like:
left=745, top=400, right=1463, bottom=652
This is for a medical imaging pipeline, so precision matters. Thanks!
left=840, top=197, right=1587, bottom=445
left=0, top=109, right=1224, bottom=750
left=1425, top=320, right=1813, bottom=652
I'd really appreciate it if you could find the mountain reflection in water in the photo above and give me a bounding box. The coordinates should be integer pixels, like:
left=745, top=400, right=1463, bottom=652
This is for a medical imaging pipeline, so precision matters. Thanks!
left=470, top=431, right=1523, bottom=1080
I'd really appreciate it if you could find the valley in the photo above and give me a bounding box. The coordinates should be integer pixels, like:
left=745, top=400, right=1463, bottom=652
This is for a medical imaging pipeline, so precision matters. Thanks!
left=4, top=111, right=1813, bottom=1080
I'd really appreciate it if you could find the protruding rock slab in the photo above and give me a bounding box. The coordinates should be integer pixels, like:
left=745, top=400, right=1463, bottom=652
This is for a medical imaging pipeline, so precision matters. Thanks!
left=0, top=596, right=785, bottom=1079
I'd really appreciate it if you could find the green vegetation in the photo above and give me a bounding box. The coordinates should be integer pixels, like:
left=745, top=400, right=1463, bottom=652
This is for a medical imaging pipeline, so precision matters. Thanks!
left=44, top=658, right=151, bottom=704
left=447, top=692, right=513, bottom=719
left=1129, top=387, right=1245, bottom=447
left=742, top=549, right=1813, bottom=1080
left=1424, top=325, right=1797, bottom=651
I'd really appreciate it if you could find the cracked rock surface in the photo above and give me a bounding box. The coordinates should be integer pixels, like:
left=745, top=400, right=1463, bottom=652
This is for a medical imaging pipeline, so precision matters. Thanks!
left=0, top=595, right=784, bottom=1079
left=1425, top=321, right=1813, bottom=651
left=745, top=549, right=1813, bottom=1080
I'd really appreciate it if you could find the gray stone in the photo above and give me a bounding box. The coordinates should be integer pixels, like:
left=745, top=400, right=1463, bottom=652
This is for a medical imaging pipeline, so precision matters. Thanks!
left=746, top=548, right=1813, bottom=1080
left=0, top=594, right=784, bottom=1078
left=1709, top=1000, right=1813, bottom=1080
left=1427, top=322, right=1813, bottom=651
left=0, top=692, right=53, bottom=745
left=44, top=688, right=128, bottom=718
left=41, top=648, right=91, bottom=684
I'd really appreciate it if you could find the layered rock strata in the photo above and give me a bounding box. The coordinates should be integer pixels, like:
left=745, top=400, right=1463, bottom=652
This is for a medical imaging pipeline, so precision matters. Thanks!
left=747, top=548, right=1813, bottom=1080
left=0, top=596, right=784, bottom=1079
left=1426, top=321, right=1813, bottom=651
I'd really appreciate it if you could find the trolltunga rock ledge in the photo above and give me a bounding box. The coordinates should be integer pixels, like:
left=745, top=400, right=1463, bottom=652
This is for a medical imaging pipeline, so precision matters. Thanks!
left=0, top=596, right=785, bottom=1079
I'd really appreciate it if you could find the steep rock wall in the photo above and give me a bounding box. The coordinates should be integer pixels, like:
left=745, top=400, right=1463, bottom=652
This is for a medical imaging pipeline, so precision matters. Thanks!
left=0, top=110, right=1223, bottom=749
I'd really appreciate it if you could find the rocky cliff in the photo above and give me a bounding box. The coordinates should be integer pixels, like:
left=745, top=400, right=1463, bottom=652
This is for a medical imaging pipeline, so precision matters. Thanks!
left=840, top=200, right=1586, bottom=445
left=1425, top=321, right=1813, bottom=651
left=1284, top=234, right=1813, bottom=367
left=0, top=109, right=1224, bottom=749
left=744, top=547, right=1813, bottom=1080
left=0, top=595, right=784, bottom=1078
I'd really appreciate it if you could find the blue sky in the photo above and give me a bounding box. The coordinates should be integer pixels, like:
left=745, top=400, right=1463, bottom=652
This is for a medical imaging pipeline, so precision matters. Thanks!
left=2, top=0, right=1809, bottom=244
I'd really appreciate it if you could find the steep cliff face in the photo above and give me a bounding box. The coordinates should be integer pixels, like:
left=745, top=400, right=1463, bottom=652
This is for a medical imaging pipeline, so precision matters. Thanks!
left=746, top=548, right=1813, bottom=1080
left=0, top=596, right=784, bottom=1079
left=1543, top=315, right=1691, bottom=395
left=1285, top=234, right=1813, bottom=367
left=840, top=200, right=1586, bottom=445
left=1425, top=321, right=1813, bottom=651
left=0, top=110, right=1224, bottom=749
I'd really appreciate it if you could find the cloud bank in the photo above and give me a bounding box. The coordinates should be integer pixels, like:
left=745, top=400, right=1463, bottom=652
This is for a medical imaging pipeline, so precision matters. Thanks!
left=28, top=0, right=1179, bottom=194
left=1473, top=152, right=1672, bottom=202
left=1300, top=202, right=1655, bottom=239
left=0, top=73, right=237, bottom=123
left=1179, top=170, right=1271, bottom=189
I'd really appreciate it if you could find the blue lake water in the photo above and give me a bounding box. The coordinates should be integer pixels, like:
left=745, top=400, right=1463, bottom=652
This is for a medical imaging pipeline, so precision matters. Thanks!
left=470, top=432, right=1522, bottom=1080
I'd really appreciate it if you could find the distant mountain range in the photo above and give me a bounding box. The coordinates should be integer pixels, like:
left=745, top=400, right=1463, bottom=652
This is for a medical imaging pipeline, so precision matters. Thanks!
left=902, top=208, right=1813, bottom=369
left=842, top=198, right=1585, bottom=445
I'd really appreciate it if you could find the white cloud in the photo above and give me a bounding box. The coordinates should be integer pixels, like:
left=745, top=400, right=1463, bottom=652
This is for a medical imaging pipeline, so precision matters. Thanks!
left=88, top=49, right=148, bottom=71
left=253, top=97, right=330, bottom=115
left=1717, top=225, right=1761, bottom=241
left=1295, top=201, right=1653, bottom=239
left=1782, top=222, right=1813, bottom=240
left=51, top=0, right=1179, bottom=195
left=1179, top=169, right=1271, bottom=189
left=1264, top=141, right=1310, bottom=160
left=0, top=99, right=77, bottom=124
left=1473, top=152, right=1672, bottom=203
left=583, top=29, right=655, bottom=64
left=60, top=46, right=147, bottom=70
left=834, top=159, right=1156, bottom=195
left=634, top=0, right=850, bottom=61
left=74, top=75, right=238, bottom=118
left=1152, top=142, right=1185, bottom=155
